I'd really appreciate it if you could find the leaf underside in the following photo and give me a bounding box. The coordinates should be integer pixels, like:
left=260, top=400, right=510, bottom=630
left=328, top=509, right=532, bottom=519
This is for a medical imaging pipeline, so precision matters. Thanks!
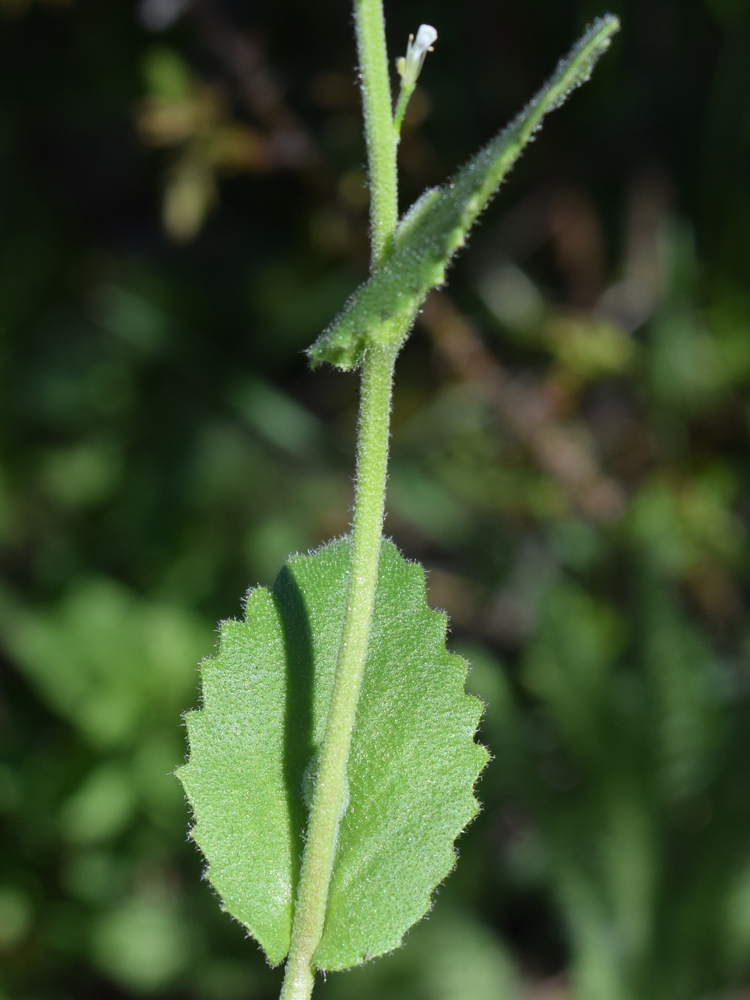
left=178, top=538, right=487, bottom=970
left=308, top=14, right=620, bottom=371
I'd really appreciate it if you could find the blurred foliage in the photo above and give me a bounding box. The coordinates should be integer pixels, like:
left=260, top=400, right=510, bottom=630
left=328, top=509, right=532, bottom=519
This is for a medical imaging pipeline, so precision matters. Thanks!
left=1, top=1, right=750, bottom=999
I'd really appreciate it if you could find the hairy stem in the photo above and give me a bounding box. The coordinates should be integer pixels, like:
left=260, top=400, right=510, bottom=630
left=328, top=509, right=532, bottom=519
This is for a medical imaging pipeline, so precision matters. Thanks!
left=353, top=0, right=398, bottom=263
left=279, top=342, right=396, bottom=1000
left=279, top=3, right=398, bottom=998
left=393, top=80, right=414, bottom=138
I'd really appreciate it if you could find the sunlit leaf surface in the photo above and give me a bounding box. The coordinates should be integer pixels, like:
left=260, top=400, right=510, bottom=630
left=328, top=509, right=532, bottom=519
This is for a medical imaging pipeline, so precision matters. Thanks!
left=178, top=538, right=487, bottom=968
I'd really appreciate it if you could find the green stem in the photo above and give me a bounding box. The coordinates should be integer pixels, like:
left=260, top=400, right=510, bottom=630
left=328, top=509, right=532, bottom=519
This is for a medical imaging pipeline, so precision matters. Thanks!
left=279, top=342, right=397, bottom=1000
left=393, top=80, right=415, bottom=138
left=279, top=3, right=399, bottom=999
left=353, top=0, right=398, bottom=263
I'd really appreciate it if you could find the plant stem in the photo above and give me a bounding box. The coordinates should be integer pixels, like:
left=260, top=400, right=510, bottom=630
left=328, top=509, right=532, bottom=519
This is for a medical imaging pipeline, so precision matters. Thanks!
left=353, top=0, right=398, bottom=263
left=279, top=341, right=397, bottom=1000
left=279, top=3, right=398, bottom=999
left=393, top=81, right=414, bottom=137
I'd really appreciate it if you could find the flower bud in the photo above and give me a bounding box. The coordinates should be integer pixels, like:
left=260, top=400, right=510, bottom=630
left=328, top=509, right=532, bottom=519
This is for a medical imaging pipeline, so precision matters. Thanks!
left=397, top=24, right=438, bottom=86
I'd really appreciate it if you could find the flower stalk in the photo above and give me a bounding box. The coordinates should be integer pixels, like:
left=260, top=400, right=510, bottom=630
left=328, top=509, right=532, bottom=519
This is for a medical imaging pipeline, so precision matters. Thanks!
left=394, top=24, right=438, bottom=135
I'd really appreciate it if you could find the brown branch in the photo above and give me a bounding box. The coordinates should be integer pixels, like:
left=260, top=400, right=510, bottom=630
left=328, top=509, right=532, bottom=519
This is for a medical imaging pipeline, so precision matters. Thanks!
left=420, top=291, right=626, bottom=525
left=190, top=0, right=318, bottom=170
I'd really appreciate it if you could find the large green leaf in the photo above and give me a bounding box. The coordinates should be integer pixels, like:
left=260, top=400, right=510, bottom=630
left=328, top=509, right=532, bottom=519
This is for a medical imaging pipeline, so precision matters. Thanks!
left=308, top=15, right=619, bottom=370
left=178, top=538, right=487, bottom=969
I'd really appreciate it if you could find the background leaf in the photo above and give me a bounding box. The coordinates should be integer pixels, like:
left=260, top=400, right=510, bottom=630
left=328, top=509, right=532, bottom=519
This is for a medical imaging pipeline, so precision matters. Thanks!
left=178, top=538, right=487, bottom=970
left=0, top=579, right=210, bottom=749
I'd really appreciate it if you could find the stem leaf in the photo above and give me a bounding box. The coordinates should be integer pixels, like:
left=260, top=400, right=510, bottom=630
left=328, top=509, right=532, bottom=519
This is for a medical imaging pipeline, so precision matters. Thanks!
left=178, top=538, right=487, bottom=970
left=308, top=14, right=619, bottom=370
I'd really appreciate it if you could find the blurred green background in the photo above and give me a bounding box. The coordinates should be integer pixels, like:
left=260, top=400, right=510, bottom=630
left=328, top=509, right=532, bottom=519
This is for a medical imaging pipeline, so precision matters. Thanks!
left=1, top=0, right=750, bottom=998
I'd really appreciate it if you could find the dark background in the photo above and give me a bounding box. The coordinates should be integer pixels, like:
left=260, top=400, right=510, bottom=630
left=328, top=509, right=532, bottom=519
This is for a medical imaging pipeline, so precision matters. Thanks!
left=2, top=0, right=750, bottom=998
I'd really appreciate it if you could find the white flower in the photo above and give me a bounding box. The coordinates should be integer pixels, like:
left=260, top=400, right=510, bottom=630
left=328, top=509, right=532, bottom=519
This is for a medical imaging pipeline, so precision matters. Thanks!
left=398, top=24, right=438, bottom=85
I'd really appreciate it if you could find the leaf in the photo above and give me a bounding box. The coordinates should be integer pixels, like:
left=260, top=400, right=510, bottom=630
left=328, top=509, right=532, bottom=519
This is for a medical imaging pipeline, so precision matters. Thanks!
left=308, top=14, right=620, bottom=370
left=178, top=537, right=487, bottom=970
left=0, top=578, right=211, bottom=748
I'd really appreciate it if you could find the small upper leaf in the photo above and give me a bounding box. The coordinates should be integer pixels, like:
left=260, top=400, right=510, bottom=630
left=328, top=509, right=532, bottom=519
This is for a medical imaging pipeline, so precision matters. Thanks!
left=308, top=14, right=620, bottom=370
left=178, top=538, right=487, bottom=970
